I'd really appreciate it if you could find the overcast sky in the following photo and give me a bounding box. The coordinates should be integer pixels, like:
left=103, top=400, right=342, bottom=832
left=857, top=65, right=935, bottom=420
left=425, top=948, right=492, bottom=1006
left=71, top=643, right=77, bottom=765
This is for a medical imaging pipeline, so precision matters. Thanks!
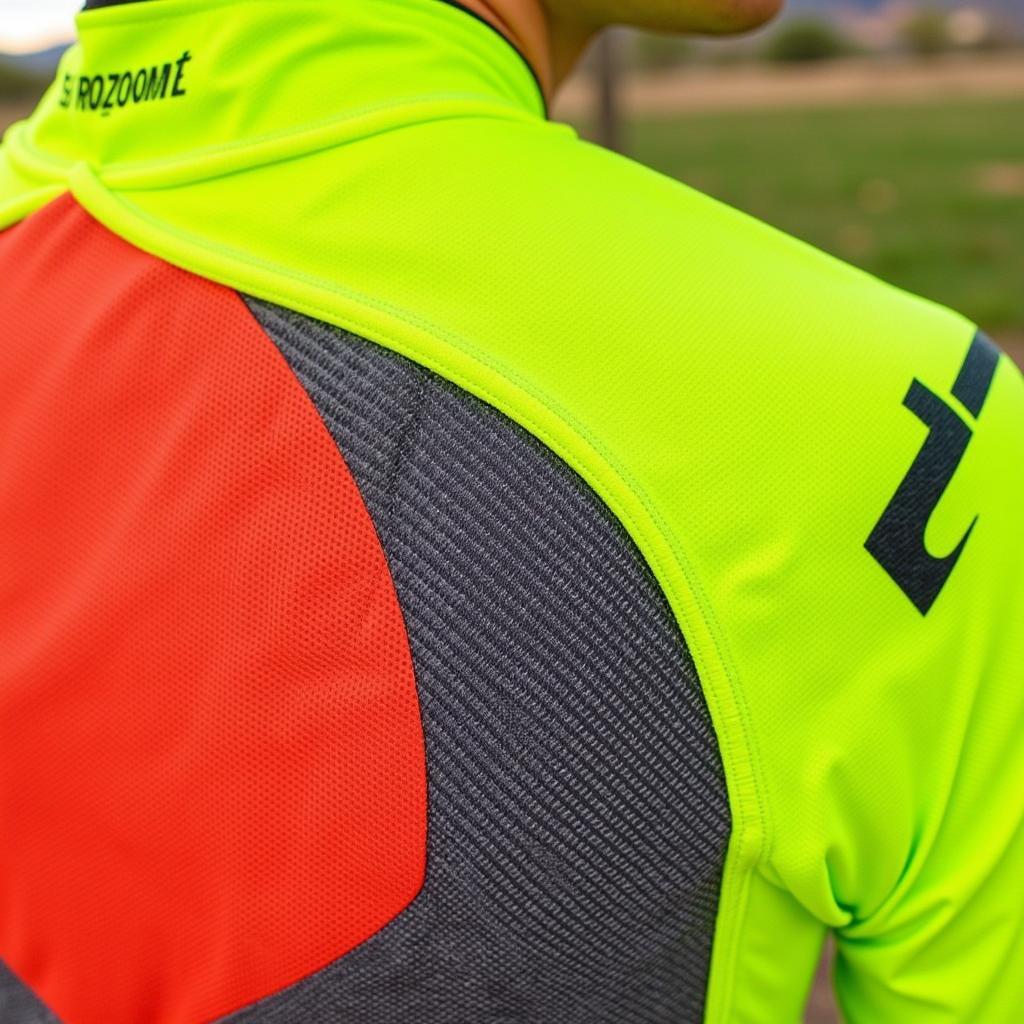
left=0, top=0, right=81, bottom=53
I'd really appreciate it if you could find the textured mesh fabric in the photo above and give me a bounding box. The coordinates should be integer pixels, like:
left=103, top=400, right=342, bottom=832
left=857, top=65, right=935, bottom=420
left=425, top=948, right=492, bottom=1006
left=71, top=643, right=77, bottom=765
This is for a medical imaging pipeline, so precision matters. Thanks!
left=229, top=299, right=732, bottom=1023
left=0, top=198, right=426, bottom=1024
left=0, top=962, right=60, bottom=1024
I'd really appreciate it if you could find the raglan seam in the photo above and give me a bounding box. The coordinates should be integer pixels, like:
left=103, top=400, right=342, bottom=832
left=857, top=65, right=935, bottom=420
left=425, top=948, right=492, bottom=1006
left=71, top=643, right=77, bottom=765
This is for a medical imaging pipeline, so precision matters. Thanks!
left=60, top=174, right=772, bottom=1022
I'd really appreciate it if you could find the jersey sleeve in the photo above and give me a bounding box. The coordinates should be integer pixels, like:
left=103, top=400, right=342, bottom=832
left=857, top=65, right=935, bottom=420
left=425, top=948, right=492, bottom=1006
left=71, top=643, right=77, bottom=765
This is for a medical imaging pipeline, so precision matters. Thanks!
left=829, top=334, right=1024, bottom=1021
left=745, top=326, right=1024, bottom=1022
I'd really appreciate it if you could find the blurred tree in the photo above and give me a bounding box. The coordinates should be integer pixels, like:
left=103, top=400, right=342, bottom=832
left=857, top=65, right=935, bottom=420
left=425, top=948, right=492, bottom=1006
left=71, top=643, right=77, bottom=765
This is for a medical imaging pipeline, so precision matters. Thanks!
left=763, top=18, right=849, bottom=64
left=0, top=60, right=47, bottom=101
left=902, top=8, right=951, bottom=57
left=630, top=30, right=695, bottom=73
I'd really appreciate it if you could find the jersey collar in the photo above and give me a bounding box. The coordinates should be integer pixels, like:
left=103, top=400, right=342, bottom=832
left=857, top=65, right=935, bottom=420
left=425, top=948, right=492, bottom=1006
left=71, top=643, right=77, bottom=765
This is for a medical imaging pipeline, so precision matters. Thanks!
left=12, top=0, right=546, bottom=179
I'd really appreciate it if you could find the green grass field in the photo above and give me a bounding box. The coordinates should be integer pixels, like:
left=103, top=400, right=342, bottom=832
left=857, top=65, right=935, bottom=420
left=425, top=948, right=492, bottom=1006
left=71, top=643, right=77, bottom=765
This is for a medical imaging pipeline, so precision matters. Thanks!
left=626, top=97, right=1024, bottom=340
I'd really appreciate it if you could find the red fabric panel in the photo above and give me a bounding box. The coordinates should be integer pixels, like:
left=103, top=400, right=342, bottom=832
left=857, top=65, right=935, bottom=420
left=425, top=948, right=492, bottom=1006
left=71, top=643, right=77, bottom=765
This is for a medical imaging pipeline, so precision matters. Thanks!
left=0, top=196, right=427, bottom=1023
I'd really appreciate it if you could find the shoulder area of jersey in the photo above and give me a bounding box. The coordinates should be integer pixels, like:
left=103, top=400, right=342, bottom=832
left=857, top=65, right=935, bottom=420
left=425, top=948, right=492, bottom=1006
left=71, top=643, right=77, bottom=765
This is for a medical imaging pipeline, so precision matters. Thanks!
left=433, top=112, right=971, bottom=355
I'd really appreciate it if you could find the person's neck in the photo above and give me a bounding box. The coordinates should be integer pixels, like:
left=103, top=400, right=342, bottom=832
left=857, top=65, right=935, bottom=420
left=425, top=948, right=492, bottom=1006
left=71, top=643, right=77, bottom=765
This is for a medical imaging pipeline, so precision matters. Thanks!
left=81, top=0, right=592, bottom=103
left=453, top=0, right=591, bottom=99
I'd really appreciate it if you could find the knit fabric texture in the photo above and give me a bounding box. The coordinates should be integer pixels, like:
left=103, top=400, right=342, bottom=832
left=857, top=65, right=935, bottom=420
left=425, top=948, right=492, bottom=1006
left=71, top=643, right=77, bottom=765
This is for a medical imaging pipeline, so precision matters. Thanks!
left=226, top=299, right=732, bottom=1023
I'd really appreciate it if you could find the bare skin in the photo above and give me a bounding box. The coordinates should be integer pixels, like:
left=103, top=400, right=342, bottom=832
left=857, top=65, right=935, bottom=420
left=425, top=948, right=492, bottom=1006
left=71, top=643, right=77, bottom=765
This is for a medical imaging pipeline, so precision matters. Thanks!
left=82, top=0, right=782, bottom=103
left=457, top=0, right=785, bottom=99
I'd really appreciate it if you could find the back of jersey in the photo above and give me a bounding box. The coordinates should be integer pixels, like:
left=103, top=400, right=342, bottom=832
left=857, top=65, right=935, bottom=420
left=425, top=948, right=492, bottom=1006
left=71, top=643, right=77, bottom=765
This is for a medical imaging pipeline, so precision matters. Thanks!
left=1, top=2, right=1022, bottom=1023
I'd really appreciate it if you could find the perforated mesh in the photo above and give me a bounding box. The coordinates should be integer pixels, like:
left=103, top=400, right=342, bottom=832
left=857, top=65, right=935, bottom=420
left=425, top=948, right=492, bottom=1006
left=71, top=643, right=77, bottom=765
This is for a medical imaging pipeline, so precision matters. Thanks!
left=0, top=198, right=425, bottom=1024
left=229, top=300, right=731, bottom=1023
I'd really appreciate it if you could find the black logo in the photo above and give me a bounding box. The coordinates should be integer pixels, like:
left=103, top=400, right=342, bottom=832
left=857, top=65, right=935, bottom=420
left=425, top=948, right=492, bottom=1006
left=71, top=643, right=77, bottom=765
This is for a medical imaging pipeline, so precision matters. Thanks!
left=58, top=51, right=192, bottom=116
left=866, top=331, right=1000, bottom=614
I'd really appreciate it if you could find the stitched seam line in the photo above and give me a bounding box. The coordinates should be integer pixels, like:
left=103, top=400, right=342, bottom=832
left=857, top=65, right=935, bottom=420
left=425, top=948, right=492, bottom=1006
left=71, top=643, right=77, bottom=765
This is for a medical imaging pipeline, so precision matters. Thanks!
left=70, top=173, right=770, bottom=1021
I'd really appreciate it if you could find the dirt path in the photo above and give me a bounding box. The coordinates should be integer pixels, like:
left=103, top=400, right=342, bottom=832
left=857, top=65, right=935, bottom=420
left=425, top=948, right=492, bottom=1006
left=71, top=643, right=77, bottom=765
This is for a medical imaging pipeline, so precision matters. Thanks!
left=554, top=53, right=1024, bottom=120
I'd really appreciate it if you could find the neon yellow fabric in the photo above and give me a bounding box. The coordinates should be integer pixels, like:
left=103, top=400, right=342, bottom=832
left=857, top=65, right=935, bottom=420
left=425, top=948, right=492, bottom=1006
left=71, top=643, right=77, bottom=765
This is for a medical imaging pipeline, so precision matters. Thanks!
left=2, top=2, right=1022, bottom=1020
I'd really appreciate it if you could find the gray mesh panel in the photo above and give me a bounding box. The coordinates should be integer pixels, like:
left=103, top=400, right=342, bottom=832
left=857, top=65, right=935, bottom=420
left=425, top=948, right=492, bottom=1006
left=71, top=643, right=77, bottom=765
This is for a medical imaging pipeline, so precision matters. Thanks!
left=226, top=299, right=731, bottom=1023
left=0, top=962, right=61, bottom=1024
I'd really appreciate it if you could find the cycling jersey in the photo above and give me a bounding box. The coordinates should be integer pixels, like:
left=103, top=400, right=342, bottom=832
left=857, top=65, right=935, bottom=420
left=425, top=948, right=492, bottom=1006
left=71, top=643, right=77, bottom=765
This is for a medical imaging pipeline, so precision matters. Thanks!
left=1, top=1, right=1022, bottom=1022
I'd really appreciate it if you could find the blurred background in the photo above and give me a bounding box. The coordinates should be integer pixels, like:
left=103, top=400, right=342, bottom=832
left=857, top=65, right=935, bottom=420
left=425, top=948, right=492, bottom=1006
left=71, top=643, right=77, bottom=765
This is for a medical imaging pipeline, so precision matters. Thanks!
left=1, top=2, right=1021, bottom=1021
left=552, top=0, right=1024, bottom=369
